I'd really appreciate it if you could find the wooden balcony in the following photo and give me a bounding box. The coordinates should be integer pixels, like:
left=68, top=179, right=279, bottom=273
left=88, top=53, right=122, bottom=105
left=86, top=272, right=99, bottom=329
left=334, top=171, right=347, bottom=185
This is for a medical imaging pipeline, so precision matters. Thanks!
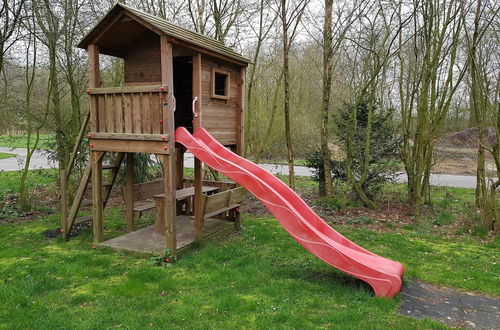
left=88, top=85, right=173, bottom=154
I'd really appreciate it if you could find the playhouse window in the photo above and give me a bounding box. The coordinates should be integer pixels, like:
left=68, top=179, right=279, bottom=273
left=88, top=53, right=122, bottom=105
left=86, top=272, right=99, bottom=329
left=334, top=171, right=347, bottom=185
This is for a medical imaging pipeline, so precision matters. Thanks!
left=211, top=69, right=230, bottom=100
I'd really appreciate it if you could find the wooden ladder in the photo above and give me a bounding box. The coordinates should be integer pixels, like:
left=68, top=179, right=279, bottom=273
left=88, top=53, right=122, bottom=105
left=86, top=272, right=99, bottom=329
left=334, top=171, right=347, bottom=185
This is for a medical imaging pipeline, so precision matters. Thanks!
left=62, top=153, right=123, bottom=238
left=60, top=111, right=124, bottom=239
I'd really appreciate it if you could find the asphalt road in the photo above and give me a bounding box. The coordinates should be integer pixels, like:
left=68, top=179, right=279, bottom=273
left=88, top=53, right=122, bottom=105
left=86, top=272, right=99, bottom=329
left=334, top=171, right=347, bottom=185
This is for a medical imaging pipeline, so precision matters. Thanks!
left=0, top=148, right=478, bottom=189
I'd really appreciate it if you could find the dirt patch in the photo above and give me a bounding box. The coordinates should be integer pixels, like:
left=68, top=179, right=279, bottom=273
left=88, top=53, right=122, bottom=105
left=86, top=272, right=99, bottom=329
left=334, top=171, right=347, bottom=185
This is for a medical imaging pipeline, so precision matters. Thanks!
left=43, top=223, right=90, bottom=239
left=437, top=127, right=497, bottom=149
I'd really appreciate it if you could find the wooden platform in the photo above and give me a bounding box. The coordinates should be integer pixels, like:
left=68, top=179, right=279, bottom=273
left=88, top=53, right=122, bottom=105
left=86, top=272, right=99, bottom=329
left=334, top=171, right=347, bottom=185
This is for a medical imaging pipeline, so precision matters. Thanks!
left=98, top=215, right=235, bottom=254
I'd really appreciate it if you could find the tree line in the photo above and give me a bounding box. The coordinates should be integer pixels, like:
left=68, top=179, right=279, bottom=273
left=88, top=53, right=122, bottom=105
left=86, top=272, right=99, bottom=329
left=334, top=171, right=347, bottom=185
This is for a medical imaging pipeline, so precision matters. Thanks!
left=0, top=0, right=498, bottom=230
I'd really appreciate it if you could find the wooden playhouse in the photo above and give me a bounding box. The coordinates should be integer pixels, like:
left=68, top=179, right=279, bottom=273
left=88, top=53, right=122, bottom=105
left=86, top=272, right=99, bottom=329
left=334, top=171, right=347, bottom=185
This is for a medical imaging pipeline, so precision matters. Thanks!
left=61, top=3, right=249, bottom=256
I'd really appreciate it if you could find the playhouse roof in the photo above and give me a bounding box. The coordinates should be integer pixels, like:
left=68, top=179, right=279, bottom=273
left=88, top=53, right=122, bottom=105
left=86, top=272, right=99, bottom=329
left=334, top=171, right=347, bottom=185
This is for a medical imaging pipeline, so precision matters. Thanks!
left=77, top=3, right=250, bottom=65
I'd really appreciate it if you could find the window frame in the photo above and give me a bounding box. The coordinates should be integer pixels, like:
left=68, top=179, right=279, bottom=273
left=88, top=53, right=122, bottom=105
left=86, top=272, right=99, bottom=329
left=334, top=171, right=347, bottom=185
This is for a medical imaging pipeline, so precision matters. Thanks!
left=211, top=68, right=230, bottom=100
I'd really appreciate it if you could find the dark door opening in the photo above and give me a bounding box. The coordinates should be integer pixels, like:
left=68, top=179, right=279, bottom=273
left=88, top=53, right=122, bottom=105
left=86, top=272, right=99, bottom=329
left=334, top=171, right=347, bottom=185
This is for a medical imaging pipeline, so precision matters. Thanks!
left=173, top=56, right=193, bottom=132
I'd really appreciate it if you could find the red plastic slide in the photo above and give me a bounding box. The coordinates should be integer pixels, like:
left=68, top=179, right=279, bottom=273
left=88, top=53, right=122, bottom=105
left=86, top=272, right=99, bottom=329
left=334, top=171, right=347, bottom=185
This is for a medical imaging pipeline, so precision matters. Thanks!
left=175, top=127, right=404, bottom=298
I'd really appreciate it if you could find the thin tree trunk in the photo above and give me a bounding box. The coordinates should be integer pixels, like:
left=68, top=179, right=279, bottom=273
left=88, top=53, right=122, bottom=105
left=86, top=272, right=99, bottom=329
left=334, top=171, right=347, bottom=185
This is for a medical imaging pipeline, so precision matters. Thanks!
left=320, top=0, right=334, bottom=196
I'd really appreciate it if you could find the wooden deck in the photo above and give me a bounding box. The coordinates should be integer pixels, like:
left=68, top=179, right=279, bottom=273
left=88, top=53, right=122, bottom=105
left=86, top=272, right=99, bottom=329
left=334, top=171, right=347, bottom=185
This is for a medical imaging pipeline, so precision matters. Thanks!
left=98, top=215, right=235, bottom=254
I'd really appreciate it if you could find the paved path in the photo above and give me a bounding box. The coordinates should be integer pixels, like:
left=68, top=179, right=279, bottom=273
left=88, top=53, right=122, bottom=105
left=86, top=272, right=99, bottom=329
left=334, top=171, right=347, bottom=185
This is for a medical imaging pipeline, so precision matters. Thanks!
left=0, top=148, right=478, bottom=188
left=399, top=280, right=499, bottom=329
left=184, top=153, right=478, bottom=189
left=0, top=147, right=56, bottom=172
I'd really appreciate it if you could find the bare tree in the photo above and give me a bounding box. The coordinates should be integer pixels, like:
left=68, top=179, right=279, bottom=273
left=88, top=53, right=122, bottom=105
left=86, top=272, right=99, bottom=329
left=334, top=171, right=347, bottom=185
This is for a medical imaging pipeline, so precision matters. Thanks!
left=399, top=0, right=468, bottom=216
left=464, top=0, right=500, bottom=230
left=18, top=10, right=49, bottom=210
left=276, top=0, right=309, bottom=189
left=0, top=0, right=26, bottom=74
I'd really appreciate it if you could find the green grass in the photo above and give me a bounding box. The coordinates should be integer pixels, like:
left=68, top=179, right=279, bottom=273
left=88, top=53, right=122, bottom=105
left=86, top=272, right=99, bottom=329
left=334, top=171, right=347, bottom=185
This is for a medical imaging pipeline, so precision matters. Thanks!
left=0, top=134, right=54, bottom=150
left=0, top=152, right=15, bottom=160
left=0, top=211, right=462, bottom=329
left=0, top=167, right=497, bottom=328
left=0, top=169, right=58, bottom=198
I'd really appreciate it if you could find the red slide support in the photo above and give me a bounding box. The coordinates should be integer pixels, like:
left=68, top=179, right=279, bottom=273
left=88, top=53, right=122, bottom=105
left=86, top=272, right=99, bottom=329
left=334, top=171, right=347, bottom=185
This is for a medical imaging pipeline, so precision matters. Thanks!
left=175, top=127, right=404, bottom=298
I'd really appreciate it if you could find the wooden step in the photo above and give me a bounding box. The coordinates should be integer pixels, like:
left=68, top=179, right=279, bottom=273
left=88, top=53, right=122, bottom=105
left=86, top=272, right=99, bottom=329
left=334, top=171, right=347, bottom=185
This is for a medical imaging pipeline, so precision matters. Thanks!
left=103, top=164, right=119, bottom=170
left=81, top=199, right=92, bottom=207
left=74, top=215, right=92, bottom=224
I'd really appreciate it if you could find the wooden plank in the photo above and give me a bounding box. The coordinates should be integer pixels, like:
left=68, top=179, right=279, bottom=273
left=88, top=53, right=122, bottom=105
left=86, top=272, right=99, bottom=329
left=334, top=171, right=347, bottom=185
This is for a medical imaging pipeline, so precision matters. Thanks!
left=132, top=93, right=142, bottom=133
left=105, top=94, right=115, bottom=133
left=153, top=186, right=219, bottom=200
left=237, top=67, right=245, bottom=155
left=66, top=112, right=90, bottom=181
left=88, top=44, right=100, bottom=131
left=162, top=154, right=177, bottom=255
left=176, top=147, right=184, bottom=189
left=160, top=35, right=174, bottom=135
left=150, top=92, right=161, bottom=134
left=90, top=139, right=170, bottom=154
left=90, top=132, right=169, bottom=141
left=204, top=190, right=230, bottom=214
left=193, top=53, right=202, bottom=128
left=88, top=85, right=167, bottom=94
left=124, top=94, right=133, bottom=133
left=142, top=92, right=151, bottom=134
left=114, top=94, right=124, bottom=133
left=97, top=95, right=106, bottom=132
left=92, top=151, right=104, bottom=243
left=125, top=153, right=134, bottom=232
left=228, top=187, right=247, bottom=205
left=66, top=162, right=92, bottom=235
left=192, top=53, right=203, bottom=241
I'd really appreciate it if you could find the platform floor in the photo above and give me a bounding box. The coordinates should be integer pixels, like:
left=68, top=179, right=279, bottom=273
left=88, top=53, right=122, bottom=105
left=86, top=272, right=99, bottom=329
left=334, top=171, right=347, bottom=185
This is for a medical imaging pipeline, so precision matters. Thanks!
left=99, top=215, right=234, bottom=254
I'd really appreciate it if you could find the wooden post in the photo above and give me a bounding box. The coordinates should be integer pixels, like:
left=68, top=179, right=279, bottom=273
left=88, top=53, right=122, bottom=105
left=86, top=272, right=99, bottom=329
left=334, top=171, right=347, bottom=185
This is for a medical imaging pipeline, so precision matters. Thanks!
left=192, top=53, right=203, bottom=241
left=176, top=147, right=184, bottom=189
left=160, top=35, right=177, bottom=253
left=162, top=154, right=177, bottom=254
left=92, top=151, right=104, bottom=243
left=236, top=67, right=246, bottom=155
left=60, top=170, right=68, bottom=238
left=125, top=153, right=134, bottom=232
left=88, top=44, right=100, bottom=132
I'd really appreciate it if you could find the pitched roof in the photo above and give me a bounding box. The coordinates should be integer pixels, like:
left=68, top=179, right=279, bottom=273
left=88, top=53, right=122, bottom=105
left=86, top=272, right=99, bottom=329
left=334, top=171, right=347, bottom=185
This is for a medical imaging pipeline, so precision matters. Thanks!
left=77, top=3, right=250, bottom=65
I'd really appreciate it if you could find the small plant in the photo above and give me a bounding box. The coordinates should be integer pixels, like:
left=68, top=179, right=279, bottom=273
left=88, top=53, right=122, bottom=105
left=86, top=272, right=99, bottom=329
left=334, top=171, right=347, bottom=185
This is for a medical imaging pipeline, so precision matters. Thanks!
left=433, top=211, right=456, bottom=226
left=347, top=215, right=373, bottom=225
left=148, top=248, right=177, bottom=266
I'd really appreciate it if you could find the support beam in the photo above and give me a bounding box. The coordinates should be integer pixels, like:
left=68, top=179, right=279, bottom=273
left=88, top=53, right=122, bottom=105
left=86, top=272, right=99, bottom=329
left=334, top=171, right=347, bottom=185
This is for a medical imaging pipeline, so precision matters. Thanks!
left=125, top=153, right=134, bottom=232
left=91, top=151, right=105, bottom=243
left=160, top=35, right=176, bottom=253
left=176, top=147, right=185, bottom=189
left=192, top=53, right=203, bottom=241
left=236, top=67, right=246, bottom=155
left=88, top=44, right=100, bottom=132
left=162, top=154, right=177, bottom=254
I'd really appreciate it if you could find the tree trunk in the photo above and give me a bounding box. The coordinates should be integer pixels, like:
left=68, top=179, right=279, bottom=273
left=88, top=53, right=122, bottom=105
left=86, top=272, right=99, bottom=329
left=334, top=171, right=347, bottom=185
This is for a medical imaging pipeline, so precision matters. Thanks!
left=320, top=0, right=334, bottom=196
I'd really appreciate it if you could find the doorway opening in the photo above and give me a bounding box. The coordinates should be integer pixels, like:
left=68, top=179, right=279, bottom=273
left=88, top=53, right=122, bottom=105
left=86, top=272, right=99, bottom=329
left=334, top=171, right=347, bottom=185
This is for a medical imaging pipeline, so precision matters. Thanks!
left=173, top=56, right=193, bottom=132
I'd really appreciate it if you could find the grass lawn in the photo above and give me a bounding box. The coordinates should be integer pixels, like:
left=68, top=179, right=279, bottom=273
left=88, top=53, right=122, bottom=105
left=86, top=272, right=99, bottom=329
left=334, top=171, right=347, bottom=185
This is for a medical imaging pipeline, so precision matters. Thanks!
left=0, top=211, right=468, bottom=329
left=0, top=152, right=15, bottom=160
left=0, top=169, right=498, bottom=328
left=0, top=134, right=54, bottom=150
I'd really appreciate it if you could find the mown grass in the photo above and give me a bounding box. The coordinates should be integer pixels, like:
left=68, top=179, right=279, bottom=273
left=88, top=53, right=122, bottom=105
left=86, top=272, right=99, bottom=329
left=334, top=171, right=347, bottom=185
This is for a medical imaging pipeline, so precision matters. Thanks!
left=0, top=210, right=459, bottom=329
left=0, top=168, right=497, bottom=328
left=0, top=134, right=54, bottom=150
left=0, top=169, right=58, bottom=197
left=0, top=152, right=15, bottom=160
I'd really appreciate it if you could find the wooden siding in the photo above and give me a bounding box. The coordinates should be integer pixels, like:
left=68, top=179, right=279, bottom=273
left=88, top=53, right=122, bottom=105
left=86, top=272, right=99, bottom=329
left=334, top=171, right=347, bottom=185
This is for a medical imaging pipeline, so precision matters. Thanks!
left=200, top=55, right=241, bottom=145
left=123, top=33, right=161, bottom=84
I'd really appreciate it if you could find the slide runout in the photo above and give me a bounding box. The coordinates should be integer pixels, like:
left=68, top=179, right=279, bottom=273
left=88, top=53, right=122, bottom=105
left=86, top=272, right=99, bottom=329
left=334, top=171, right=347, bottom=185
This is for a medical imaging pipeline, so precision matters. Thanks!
left=194, top=128, right=404, bottom=275
left=176, top=127, right=403, bottom=298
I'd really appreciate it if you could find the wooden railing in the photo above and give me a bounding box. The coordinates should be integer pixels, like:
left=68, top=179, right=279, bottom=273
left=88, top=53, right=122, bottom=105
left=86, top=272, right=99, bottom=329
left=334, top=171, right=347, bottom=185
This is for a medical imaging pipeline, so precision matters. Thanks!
left=89, top=85, right=168, bottom=135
